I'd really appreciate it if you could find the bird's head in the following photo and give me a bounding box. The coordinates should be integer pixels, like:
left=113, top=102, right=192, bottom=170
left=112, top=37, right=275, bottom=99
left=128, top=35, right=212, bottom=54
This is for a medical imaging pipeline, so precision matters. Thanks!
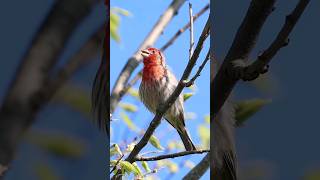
left=141, top=47, right=165, bottom=66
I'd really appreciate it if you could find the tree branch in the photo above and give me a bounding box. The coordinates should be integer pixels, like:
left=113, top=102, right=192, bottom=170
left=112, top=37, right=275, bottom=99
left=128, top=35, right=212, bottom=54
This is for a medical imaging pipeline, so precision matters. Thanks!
left=237, top=0, right=310, bottom=81
left=0, top=0, right=100, bottom=175
left=184, top=50, right=210, bottom=87
left=135, top=149, right=209, bottom=161
left=183, top=153, right=209, bottom=180
left=110, top=0, right=186, bottom=113
left=111, top=17, right=210, bottom=180
left=212, top=0, right=276, bottom=119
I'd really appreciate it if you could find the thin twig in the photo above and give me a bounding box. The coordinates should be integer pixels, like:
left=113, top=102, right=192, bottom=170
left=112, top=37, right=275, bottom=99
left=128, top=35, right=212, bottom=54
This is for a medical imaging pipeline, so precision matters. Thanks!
left=161, top=4, right=209, bottom=51
left=183, top=153, right=210, bottom=180
left=135, top=150, right=209, bottom=161
left=184, top=50, right=210, bottom=87
left=189, top=3, right=194, bottom=60
left=110, top=154, right=124, bottom=174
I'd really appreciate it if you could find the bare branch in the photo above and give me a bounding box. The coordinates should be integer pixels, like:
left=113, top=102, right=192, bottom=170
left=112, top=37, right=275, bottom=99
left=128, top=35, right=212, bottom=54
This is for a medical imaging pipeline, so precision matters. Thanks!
left=189, top=3, right=194, bottom=59
left=135, top=149, right=209, bottom=161
left=184, top=50, right=210, bottom=87
left=212, top=0, right=276, bottom=119
left=160, top=4, right=209, bottom=52
left=110, top=154, right=124, bottom=174
left=0, top=0, right=99, bottom=170
left=237, top=0, right=310, bottom=81
left=110, top=0, right=186, bottom=113
left=183, top=153, right=209, bottom=180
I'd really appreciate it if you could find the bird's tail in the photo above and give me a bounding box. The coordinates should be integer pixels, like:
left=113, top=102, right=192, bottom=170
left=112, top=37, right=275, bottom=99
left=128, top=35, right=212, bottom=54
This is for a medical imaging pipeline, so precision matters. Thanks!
left=178, top=127, right=196, bottom=151
left=211, top=100, right=237, bottom=180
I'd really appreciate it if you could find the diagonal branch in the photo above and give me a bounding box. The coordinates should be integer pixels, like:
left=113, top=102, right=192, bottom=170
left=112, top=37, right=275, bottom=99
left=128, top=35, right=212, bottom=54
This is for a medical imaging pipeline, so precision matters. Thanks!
left=134, top=149, right=209, bottom=161
left=111, top=17, right=210, bottom=180
left=211, top=0, right=276, bottom=119
left=110, top=0, right=186, bottom=113
left=0, top=0, right=100, bottom=174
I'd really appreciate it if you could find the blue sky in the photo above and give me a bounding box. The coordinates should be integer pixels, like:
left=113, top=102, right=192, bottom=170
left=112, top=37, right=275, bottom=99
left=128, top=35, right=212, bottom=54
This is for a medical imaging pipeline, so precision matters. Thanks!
left=110, top=0, right=210, bottom=179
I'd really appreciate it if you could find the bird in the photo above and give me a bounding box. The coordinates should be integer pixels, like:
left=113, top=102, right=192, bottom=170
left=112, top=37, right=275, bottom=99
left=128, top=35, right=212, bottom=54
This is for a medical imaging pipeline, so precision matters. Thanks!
left=138, top=47, right=196, bottom=151
left=211, top=56, right=237, bottom=179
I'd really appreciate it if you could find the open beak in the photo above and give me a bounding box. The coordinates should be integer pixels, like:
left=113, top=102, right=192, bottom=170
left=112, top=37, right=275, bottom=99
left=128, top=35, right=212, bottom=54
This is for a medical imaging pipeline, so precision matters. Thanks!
left=141, top=49, right=150, bottom=58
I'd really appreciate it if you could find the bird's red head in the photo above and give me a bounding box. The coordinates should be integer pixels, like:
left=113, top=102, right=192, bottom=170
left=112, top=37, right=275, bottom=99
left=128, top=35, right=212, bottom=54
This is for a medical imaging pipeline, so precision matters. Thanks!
left=141, top=47, right=164, bottom=66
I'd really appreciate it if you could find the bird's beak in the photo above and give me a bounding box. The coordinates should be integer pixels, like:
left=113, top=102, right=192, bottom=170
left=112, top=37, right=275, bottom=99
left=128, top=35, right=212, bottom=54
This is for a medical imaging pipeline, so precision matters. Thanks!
left=141, top=49, right=150, bottom=58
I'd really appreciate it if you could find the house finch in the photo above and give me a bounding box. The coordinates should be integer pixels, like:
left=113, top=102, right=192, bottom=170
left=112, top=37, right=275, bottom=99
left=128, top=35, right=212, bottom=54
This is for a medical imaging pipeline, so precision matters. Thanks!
left=211, top=56, right=237, bottom=179
left=139, top=47, right=196, bottom=151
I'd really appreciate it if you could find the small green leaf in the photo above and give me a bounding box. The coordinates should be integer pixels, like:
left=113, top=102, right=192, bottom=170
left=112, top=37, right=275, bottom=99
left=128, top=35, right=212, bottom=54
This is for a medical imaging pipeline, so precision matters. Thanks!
left=110, top=160, right=118, bottom=166
left=184, top=160, right=195, bottom=169
left=166, top=160, right=179, bottom=173
left=110, top=12, right=120, bottom=42
left=119, top=102, right=138, bottom=112
left=26, top=130, right=85, bottom=159
left=183, top=93, right=194, bottom=101
left=120, top=111, right=139, bottom=132
left=111, top=7, right=132, bottom=17
left=141, top=161, right=151, bottom=173
left=132, top=162, right=143, bottom=176
left=120, top=161, right=139, bottom=176
left=34, top=162, right=60, bottom=180
left=125, top=142, right=136, bottom=153
left=128, top=88, right=139, bottom=99
left=149, top=135, right=164, bottom=150
left=53, top=84, right=91, bottom=117
left=198, top=125, right=210, bottom=148
left=235, top=99, right=271, bottom=126
left=204, top=115, right=210, bottom=124
left=110, top=144, right=122, bottom=157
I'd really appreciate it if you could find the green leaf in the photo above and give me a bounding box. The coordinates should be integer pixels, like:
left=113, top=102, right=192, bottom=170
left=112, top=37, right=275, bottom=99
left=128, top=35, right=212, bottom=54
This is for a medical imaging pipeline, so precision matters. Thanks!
left=128, top=88, right=140, bottom=99
left=110, top=12, right=120, bottom=42
left=235, top=99, right=271, bottom=127
left=157, top=160, right=179, bottom=173
left=184, top=160, right=195, bottom=169
left=111, top=7, right=132, bottom=17
left=119, top=102, right=138, bottom=112
left=110, top=160, right=118, bottom=167
left=26, top=130, right=86, bottom=159
left=149, top=135, right=164, bottom=150
left=183, top=93, right=194, bottom=101
left=34, top=162, right=60, bottom=180
left=53, top=84, right=91, bottom=117
left=198, top=125, right=210, bottom=148
left=120, top=161, right=140, bottom=176
left=110, top=7, right=131, bottom=43
left=125, top=142, right=136, bottom=153
left=303, top=169, right=320, bottom=180
left=132, top=162, right=143, bottom=176
left=120, top=111, right=139, bottom=132
left=204, top=115, right=210, bottom=124
left=141, top=161, right=151, bottom=173
left=110, top=144, right=122, bottom=157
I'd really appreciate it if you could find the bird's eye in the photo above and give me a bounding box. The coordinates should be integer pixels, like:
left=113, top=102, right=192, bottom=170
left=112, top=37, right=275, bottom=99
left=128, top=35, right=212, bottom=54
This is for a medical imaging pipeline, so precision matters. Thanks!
left=152, top=50, right=155, bottom=54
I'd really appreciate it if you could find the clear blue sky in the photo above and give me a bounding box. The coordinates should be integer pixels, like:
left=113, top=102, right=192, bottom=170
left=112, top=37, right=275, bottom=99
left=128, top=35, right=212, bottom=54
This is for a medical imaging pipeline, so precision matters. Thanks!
left=110, top=0, right=210, bottom=179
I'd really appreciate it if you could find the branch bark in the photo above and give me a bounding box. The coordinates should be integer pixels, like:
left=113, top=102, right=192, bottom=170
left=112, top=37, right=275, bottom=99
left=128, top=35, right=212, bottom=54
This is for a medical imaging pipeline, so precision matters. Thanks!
left=135, top=149, right=209, bottom=161
left=0, top=0, right=100, bottom=176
